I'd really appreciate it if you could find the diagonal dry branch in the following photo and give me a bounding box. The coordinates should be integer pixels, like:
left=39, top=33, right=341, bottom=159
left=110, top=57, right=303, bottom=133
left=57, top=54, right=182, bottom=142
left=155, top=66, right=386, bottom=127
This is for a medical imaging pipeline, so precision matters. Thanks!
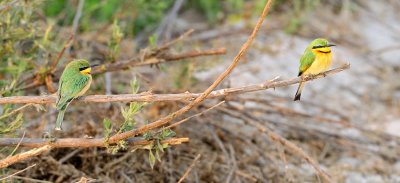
left=0, top=145, right=51, bottom=169
left=107, top=0, right=274, bottom=147
left=0, top=64, right=349, bottom=104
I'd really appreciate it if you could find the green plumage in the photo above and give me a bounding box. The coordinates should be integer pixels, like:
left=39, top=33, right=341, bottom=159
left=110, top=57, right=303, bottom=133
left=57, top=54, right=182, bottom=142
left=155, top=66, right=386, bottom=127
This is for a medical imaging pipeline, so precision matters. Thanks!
left=55, top=60, right=92, bottom=130
left=298, top=47, right=316, bottom=76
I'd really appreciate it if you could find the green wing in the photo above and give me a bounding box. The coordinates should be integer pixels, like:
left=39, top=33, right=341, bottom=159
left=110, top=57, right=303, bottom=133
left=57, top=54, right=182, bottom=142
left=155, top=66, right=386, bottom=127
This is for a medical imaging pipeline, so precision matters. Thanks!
left=56, top=76, right=90, bottom=110
left=298, top=49, right=316, bottom=76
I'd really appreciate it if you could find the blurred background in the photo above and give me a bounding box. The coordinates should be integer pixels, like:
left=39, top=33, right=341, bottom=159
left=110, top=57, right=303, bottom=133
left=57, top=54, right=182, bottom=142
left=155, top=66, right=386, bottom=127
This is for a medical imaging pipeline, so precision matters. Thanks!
left=1, top=0, right=400, bottom=182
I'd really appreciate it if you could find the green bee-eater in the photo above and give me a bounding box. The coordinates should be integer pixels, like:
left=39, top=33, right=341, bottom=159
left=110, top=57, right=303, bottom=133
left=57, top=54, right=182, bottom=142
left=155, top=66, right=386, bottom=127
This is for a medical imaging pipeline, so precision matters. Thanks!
left=294, top=38, right=336, bottom=101
left=55, top=59, right=96, bottom=131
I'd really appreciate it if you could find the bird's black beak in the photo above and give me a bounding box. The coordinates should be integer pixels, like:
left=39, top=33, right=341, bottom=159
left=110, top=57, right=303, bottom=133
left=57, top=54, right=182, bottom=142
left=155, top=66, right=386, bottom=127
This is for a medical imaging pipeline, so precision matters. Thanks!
left=327, top=43, right=336, bottom=47
left=90, top=64, right=100, bottom=68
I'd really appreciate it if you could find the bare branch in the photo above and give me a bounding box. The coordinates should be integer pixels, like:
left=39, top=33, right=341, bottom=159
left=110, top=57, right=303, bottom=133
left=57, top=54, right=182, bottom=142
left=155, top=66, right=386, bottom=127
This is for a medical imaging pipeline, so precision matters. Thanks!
left=0, top=164, right=37, bottom=181
left=0, top=137, right=189, bottom=149
left=0, top=64, right=350, bottom=104
left=177, top=154, right=201, bottom=183
left=165, top=101, right=225, bottom=129
left=66, top=0, right=85, bottom=55
left=0, top=145, right=51, bottom=168
left=50, top=34, right=75, bottom=71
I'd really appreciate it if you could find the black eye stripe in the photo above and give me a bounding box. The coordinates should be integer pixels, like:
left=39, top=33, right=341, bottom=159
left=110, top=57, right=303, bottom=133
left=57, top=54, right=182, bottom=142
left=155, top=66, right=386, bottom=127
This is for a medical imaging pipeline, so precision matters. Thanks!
left=79, top=66, right=89, bottom=71
left=312, top=45, right=326, bottom=49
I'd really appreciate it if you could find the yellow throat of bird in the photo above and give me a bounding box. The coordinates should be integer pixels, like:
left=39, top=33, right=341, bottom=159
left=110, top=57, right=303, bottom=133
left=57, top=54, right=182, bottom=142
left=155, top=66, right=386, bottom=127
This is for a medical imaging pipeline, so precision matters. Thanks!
left=312, top=47, right=331, bottom=54
left=80, top=67, right=91, bottom=75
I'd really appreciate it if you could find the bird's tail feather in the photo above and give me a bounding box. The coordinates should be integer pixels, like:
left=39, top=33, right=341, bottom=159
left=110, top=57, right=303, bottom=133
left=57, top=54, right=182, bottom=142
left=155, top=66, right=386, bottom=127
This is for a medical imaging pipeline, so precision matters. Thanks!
left=294, top=81, right=305, bottom=101
left=55, top=109, right=65, bottom=131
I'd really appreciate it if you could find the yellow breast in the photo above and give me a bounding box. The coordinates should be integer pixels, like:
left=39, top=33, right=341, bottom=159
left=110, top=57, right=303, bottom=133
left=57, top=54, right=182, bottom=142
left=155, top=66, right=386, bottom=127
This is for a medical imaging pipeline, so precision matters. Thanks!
left=304, top=52, right=332, bottom=75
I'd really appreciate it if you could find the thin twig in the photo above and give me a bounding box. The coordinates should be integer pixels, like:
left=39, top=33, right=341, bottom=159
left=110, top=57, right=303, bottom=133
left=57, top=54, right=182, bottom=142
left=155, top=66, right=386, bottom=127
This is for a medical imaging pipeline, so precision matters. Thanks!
left=0, top=137, right=189, bottom=148
left=50, top=34, right=75, bottom=71
left=154, top=0, right=185, bottom=43
left=0, top=104, right=33, bottom=120
left=0, top=164, right=36, bottom=181
left=165, top=101, right=225, bottom=129
left=0, top=145, right=51, bottom=168
left=1, top=64, right=350, bottom=104
left=8, top=131, right=26, bottom=157
left=93, top=47, right=226, bottom=74
left=158, top=29, right=194, bottom=50
left=66, top=0, right=85, bottom=55
left=177, top=154, right=201, bottom=183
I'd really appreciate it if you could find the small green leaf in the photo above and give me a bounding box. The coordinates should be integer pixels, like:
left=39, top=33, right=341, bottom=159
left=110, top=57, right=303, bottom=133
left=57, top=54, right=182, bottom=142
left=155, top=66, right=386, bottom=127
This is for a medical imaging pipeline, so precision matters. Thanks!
left=130, top=78, right=140, bottom=94
left=149, top=150, right=156, bottom=169
left=120, top=106, right=128, bottom=120
left=162, top=143, right=169, bottom=149
left=103, top=118, right=111, bottom=131
left=157, top=140, right=164, bottom=152
left=148, top=34, right=158, bottom=48
left=162, top=128, right=176, bottom=138
left=142, top=144, right=153, bottom=150
left=155, top=149, right=161, bottom=162
left=143, top=132, right=152, bottom=140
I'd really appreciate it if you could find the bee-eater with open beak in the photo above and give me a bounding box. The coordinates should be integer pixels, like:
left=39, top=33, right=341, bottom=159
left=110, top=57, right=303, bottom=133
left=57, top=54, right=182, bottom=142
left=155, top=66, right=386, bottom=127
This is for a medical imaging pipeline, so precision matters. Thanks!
left=294, top=38, right=335, bottom=101
left=55, top=59, right=96, bottom=130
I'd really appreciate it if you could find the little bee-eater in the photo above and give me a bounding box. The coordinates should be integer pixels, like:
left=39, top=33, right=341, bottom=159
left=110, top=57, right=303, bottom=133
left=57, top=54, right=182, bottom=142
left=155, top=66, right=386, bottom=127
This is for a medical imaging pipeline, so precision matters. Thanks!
left=294, top=38, right=335, bottom=101
left=55, top=59, right=95, bottom=131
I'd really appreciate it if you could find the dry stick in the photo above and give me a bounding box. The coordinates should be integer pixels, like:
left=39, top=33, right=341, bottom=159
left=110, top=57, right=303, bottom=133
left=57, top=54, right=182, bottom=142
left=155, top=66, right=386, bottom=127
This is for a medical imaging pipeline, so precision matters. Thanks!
left=94, top=47, right=226, bottom=74
left=165, top=101, right=225, bottom=129
left=66, top=0, right=85, bottom=55
left=50, top=34, right=75, bottom=71
left=177, top=154, right=201, bottom=183
left=0, top=145, right=51, bottom=169
left=8, top=131, right=26, bottom=158
left=158, top=29, right=194, bottom=50
left=0, top=164, right=36, bottom=181
left=107, top=0, right=274, bottom=144
left=0, top=64, right=350, bottom=104
left=0, top=137, right=189, bottom=148
left=154, top=0, right=185, bottom=42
